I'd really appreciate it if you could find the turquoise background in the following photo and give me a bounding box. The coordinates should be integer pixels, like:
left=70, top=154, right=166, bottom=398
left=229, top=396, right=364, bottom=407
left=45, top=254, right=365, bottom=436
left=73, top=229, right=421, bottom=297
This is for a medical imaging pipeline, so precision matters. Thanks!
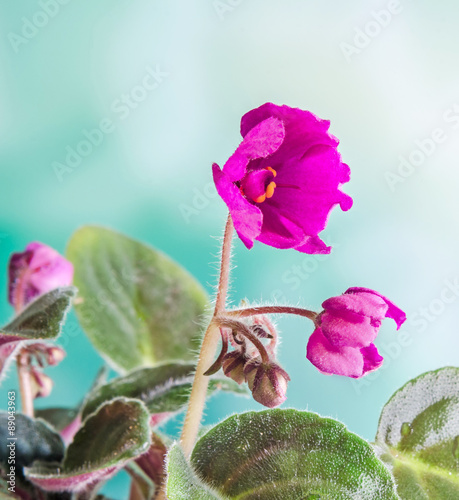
left=1, top=1, right=459, bottom=497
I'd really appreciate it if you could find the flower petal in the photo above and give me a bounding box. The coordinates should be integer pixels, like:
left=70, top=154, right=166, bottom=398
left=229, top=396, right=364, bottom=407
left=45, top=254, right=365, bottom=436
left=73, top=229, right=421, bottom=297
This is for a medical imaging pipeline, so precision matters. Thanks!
left=361, top=344, right=384, bottom=375
left=254, top=202, right=305, bottom=249
left=295, top=235, right=331, bottom=254
left=223, top=117, right=285, bottom=182
left=8, top=242, right=73, bottom=310
left=241, top=103, right=339, bottom=164
left=319, top=310, right=379, bottom=348
left=212, top=164, right=262, bottom=248
left=262, top=145, right=352, bottom=237
left=306, top=327, right=365, bottom=378
left=345, top=287, right=407, bottom=329
left=322, top=292, right=389, bottom=323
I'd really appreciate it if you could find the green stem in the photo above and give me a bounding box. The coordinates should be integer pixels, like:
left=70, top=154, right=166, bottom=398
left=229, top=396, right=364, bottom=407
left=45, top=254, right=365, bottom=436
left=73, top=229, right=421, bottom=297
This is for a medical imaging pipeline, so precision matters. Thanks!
left=214, top=317, right=270, bottom=364
left=179, top=214, right=234, bottom=457
left=14, top=287, right=35, bottom=418
left=17, top=350, right=34, bottom=418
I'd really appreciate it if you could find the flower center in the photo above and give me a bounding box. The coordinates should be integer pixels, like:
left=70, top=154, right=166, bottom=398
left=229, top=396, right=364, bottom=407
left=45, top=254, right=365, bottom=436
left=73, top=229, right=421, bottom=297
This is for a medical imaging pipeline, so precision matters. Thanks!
left=240, top=167, right=277, bottom=204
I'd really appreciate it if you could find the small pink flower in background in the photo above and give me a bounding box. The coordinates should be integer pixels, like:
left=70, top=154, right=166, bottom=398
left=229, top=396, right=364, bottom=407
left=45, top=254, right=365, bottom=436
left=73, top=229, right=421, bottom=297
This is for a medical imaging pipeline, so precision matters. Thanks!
left=30, top=368, right=53, bottom=399
left=8, top=241, right=73, bottom=312
left=213, top=103, right=352, bottom=254
left=46, top=346, right=66, bottom=366
left=306, top=288, right=406, bottom=378
left=27, top=343, right=66, bottom=367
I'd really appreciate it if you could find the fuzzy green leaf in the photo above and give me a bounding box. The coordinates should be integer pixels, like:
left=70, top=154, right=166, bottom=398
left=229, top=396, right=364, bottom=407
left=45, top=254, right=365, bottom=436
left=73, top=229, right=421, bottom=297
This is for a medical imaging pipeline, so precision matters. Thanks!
left=81, top=362, right=248, bottom=420
left=376, top=366, right=459, bottom=499
left=67, top=226, right=208, bottom=372
left=25, top=398, right=151, bottom=493
left=178, top=409, right=397, bottom=499
left=166, top=444, right=222, bottom=500
left=1, top=287, right=75, bottom=341
left=0, top=413, right=65, bottom=474
left=35, top=408, right=79, bottom=433
left=0, top=287, right=75, bottom=380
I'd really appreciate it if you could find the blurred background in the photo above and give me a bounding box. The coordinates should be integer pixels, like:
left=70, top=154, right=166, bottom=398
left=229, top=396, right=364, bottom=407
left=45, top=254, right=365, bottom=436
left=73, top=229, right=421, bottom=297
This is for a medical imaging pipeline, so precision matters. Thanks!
left=1, top=0, right=459, bottom=497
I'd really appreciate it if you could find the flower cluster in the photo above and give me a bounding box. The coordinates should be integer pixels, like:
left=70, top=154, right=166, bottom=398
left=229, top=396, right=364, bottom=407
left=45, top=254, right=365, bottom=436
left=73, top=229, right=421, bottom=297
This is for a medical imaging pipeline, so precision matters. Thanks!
left=23, top=343, right=66, bottom=398
left=211, top=103, right=406, bottom=391
left=4, top=242, right=72, bottom=403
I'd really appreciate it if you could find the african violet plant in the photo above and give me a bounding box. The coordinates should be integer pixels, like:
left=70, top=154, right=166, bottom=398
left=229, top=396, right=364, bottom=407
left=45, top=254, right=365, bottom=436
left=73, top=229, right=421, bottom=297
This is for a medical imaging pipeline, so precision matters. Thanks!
left=0, top=103, right=458, bottom=499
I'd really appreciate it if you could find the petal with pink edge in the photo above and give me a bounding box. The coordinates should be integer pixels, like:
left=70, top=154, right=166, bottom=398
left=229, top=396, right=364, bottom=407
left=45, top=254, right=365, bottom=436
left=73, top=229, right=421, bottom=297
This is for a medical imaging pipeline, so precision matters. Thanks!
left=306, top=327, right=366, bottom=378
left=345, top=287, right=407, bottom=329
left=223, top=117, right=285, bottom=182
left=213, top=163, right=262, bottom=248
left=8, top=242, right=73, bottom=311
left=319, top=309, right=380, bottom=348
left=322, top=292, right=389, bottom=322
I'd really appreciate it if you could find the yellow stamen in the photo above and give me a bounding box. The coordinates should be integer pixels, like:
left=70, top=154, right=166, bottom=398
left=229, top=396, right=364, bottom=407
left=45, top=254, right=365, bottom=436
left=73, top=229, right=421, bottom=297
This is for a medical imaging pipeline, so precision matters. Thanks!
left=266, top=167, right=277, bottom=177
left=265, top=182, right=276, bottom=199
left=254, top=194, right=267, bottom=203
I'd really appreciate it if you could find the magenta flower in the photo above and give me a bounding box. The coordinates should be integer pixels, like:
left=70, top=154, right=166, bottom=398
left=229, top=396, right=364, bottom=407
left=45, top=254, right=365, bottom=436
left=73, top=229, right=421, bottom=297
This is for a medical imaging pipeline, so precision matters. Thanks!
left=213, top=103, right=352, bottom=253
left=8, top=242, right=74, bottom=311
left=306, top=287, right=406, bottom=378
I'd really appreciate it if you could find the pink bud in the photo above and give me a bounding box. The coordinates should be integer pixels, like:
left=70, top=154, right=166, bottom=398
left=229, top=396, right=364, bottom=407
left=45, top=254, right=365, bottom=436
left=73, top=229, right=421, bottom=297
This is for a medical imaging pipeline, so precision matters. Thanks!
left=30, top=368, right=53, bottom=399
left=8, top=242, right=73, bottom=312
left=244, top=359, right=290, bottom=408
left=46, top=346, right=66, bottom=366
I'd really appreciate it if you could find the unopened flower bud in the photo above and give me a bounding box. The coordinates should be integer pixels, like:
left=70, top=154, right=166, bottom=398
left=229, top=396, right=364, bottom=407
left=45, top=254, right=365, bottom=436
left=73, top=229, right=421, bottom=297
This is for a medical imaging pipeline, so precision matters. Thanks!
left=30, top=368, right=53, bottom=399
left=46, top=346, right=66, bottom=366
left=244, top=359, right=290, bottom=408
left=8, top=242, right=73, bottom=312
left=222, top=351, right=248, bottom=385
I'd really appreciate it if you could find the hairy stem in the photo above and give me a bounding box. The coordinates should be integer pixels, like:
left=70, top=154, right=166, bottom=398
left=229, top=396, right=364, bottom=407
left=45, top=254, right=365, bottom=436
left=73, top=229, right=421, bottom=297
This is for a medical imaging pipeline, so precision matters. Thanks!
left=17, top=350, right=34, bottom=418
left=180, top=214, right=234, bottom=457
left=215, top=317, right=270, bottom=364
left=226, top=305, right=318, bottom=322
left=14, top=288, right=35, bottom=418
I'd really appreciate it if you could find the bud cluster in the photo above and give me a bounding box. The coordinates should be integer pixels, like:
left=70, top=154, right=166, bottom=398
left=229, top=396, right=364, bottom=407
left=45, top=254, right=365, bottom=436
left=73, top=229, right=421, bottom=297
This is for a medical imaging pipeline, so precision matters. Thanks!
left=206, top=314, right=290, bottom=408
left=18, top=343, right=66, bottom=399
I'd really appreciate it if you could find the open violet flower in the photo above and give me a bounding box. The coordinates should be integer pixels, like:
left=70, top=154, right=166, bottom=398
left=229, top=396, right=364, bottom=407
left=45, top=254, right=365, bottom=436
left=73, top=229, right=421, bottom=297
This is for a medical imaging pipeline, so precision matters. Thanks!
left=213, top=103, right=352, bottom=253
left=306, top=287, right=406, bottom=378
left=8, top=242, right=74, bottom=312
